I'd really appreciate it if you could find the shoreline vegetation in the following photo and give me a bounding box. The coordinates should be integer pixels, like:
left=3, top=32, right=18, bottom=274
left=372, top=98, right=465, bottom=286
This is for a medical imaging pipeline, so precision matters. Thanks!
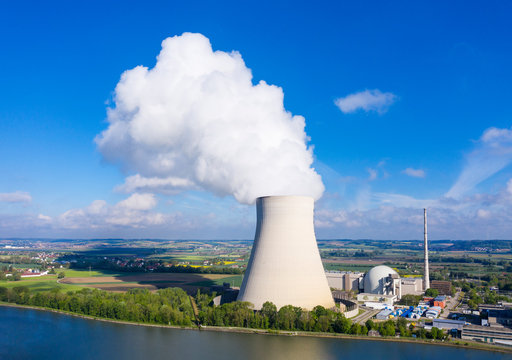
left=1, top=302, right=510, bottom=354
left=1, top=290, right=511, bottom=354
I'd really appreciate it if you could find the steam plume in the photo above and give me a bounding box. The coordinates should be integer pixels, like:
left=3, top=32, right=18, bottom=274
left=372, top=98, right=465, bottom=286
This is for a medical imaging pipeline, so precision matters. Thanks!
left=96, top=33, right=324, bottom=204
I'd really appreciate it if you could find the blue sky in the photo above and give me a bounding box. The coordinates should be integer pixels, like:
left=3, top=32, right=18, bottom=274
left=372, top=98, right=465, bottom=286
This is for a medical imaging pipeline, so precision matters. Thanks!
left=1, top=1, right=512, bottom=239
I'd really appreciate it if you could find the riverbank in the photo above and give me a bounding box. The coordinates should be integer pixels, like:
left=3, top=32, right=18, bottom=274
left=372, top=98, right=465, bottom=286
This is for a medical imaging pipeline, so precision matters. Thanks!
left=1, top=302, right=510, bottom=354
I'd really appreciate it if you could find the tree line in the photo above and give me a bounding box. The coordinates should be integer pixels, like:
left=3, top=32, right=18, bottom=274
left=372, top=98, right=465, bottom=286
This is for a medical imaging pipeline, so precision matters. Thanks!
left=1, top=286, right=445, bottom=340
left=69, top=258, right=243, bottom=275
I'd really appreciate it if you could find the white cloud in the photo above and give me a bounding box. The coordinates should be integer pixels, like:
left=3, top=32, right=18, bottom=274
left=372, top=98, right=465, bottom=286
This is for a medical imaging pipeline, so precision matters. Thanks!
left=507, top=179, right=512, bottom=195
left=96, top=33, right=324, bottom=205
left=446, top=126, right=512, bottom=199
left=315, top=209, right=361, bottom=228
left=59, top=195, right=163, bottom=229
left=372, top=192, right=436, bottom=209
left=115, top=174, right=194, bottom=194
left=402, top=167, right=426, bottom=178
left=0, top=191, right=32, bottom=203
left=477, top=209, right=491, bottom=219
left=367, top=168, right=378, bottom=181
left=334, top=89, right=397, bottom=114
left=117, top=193, right=157, bottom=211
left=37, top=214, right=51, bottom=221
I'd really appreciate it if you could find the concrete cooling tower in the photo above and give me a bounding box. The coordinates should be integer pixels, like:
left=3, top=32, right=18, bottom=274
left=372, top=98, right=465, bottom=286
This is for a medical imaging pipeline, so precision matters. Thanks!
left=237, top=195, right=335, bottom=310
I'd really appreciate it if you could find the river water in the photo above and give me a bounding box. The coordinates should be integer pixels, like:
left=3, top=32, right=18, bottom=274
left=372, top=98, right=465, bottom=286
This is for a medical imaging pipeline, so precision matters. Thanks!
left=0, top=306, right=509, bottom=360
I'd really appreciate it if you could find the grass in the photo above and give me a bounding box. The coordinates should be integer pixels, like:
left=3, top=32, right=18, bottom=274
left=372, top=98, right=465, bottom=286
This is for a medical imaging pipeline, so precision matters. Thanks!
left=62, top=269, right=125, bottom=278
left=0, top=275, right=85, bottom=292
left=212, top=275, right=243, bottom=287
left=0, top=269, right=122, bottom=293
left=189, top=275, right=243, bottom=288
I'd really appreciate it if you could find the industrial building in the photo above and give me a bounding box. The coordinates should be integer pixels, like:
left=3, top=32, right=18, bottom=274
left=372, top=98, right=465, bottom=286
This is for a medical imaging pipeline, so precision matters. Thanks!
left=462, top=325, right=512, bottom=344
left=376, top=309, right=393, bottom=320
left=327, top=210, right=430, bottom=307
left=425, top=306, right=442, bottom=319
left=430, top=280, right=452, bottom=295
left=433, top=295, right=447, bottom=309
left=328, top=265, right=424, bottom=306
left=363, top=265, right=401, bottom=297
left=326, top=271, right=363, bottom=292
left=479, top=303, right=512, bottom=327
left=237, top=196, right=335, bottom=310
left=357, top=293, right=396, bottom=305
left=400, top=277, right=423, bottom=295
left=431, top=319, right=466, bottom=331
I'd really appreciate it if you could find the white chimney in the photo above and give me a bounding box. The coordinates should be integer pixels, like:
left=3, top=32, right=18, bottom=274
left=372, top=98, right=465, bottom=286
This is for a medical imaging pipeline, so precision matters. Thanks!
left=424, top=208, right=430, bottom=290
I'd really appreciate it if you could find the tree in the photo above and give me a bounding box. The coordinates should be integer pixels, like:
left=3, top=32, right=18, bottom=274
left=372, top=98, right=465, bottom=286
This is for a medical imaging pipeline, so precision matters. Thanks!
left=58, top=272, right=65, bottom=279
left=416, top=328, right=427, bottom=339
left=379, top=320, right=396, bottom=336
left=361, top=325, right=368, bottom=335
left=425, top=288, right=439, bottom=297
left=350, top=323, right=361, bottom=335
left=365, top=319, right=375, bottom=331
left=399, top=294, right=421, bottom=306
left=0, top=287, right=7, bottom=301
left=316, top=315, right=331, bottom=332
left=333, top=315, right=351, bottom=334
left=277, top=305, right=297, bottom=330
left=261, top=301, right=277, bottom=328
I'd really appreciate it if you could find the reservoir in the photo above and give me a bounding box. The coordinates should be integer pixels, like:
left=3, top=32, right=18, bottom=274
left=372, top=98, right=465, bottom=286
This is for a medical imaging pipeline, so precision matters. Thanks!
left=1, top=306, right=509, bottom=360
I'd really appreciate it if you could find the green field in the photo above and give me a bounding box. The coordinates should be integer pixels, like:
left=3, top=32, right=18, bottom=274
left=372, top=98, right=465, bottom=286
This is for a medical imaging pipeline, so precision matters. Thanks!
left=0, top=269, right=244, bottom=293
left=61, top=269, right=125, bottom=277
left=188, top=275, right=243, bottom=288
left=0, top=269, right=124, bottom=293
left=0, top=275, right=84, bottom=292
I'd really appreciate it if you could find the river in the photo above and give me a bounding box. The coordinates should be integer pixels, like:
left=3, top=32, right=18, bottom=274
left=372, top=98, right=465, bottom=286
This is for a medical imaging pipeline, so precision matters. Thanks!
left=0, top=306, right=509, bottom=360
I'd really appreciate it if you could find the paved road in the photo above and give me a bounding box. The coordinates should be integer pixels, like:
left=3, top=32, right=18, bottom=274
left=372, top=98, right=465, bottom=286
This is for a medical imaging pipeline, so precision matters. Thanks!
left=352, top=308, right=380, bottom=324
left=439, top=291, right=461, bottom=319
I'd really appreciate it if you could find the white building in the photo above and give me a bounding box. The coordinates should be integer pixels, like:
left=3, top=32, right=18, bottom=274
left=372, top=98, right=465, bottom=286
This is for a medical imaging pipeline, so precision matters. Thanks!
left=357, top=293, right=397, bottom=305
left=363, top=265, right=401, bottom=298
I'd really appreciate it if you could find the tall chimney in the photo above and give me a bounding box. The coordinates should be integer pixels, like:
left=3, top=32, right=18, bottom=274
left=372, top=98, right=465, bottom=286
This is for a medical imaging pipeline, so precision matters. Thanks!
left=424, top=208, right=430, bottom=290
left=237, top=196, right=335, bottom=310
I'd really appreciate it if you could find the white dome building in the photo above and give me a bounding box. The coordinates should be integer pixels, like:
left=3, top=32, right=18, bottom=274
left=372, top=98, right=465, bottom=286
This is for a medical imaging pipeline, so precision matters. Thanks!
left=363, top=265, right=401, bottom=296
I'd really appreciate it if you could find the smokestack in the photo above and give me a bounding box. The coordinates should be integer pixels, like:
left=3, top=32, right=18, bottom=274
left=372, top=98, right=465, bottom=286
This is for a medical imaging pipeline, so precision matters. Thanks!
left=237, top=196, right=335, bottom=310
left=424, top=208, right=430, bottom=290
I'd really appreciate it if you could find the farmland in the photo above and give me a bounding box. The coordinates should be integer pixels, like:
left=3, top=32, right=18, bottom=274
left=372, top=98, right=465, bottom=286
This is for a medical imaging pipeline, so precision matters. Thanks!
left=60, top=272, right=243, bottom=292
left=0, top=268, right=242, bottom=294
left=2, top=238, right=512, bottom=293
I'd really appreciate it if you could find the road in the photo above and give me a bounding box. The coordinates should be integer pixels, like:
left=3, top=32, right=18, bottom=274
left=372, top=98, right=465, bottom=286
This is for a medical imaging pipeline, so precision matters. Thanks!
left=439, top=291, right=461, bottom=319
left=352, top=308, right=380, bottom=324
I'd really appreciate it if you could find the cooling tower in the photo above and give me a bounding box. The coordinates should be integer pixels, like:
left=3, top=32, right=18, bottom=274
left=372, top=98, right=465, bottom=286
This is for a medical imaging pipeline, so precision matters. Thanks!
left=237, top=195, right=335, bottom=310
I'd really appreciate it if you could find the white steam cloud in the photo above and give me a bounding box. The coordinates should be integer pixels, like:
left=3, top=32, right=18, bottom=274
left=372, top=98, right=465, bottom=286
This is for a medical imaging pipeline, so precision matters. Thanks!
left=96, top=33, right=324, bottom=204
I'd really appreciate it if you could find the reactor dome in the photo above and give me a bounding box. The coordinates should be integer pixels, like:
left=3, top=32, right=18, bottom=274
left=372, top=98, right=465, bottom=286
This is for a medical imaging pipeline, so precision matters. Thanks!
left=363, top=265, right=399, bottom=295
